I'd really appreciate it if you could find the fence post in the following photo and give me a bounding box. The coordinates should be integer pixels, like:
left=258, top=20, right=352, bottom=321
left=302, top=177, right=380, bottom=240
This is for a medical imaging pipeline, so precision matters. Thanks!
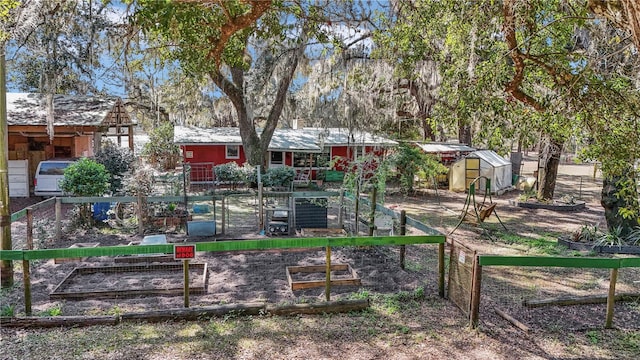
left=55, top=198, right=62, bottom=240
left=137, top=194, right=144, bottom=236
left=22, top=253, right=31, bottom=316
left=605, top=268, right=618, bottom=329
left=399, top=210, right=406, bottom=269
left=26, top=207, right=33, bottom=250
left=221, top=196, right=226, bottom=235
left=325, top=245, right=331, bottom=301
left=368, top=186, right=377, bottom=236
left=438, top=241, right=445, bottom=298
left=258, top=183, right=263, bottom=231
left=469, top=255, right=482, bottom=328
left=338, top=190, right=344, bottom=228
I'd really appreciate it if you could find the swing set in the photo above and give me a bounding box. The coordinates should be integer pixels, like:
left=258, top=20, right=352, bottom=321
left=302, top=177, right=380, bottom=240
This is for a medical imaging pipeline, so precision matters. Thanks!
left=449, top=176, right=507, bottom=235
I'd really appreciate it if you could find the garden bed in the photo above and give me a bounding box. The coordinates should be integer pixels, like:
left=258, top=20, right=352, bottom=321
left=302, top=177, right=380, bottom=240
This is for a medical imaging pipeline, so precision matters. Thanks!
left=510, top=199, right=586, bottom=211
left=558, top=237, right=640, bottom=255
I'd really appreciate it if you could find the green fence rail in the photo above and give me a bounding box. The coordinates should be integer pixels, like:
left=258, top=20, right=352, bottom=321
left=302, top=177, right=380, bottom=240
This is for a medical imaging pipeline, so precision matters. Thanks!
left=0, top=235, right=445, bottom=261
left=479, top=255, right=640, bottom=269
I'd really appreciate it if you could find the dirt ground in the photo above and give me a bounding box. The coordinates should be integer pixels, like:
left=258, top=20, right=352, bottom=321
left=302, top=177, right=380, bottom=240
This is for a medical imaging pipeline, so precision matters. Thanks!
left=2, top=156, right=640, bottom=359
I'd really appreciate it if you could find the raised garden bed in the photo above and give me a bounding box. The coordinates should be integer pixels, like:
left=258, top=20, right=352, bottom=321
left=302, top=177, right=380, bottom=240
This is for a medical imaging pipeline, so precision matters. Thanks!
left=558, top=237, right=640, bottom=255
left=510, top=200, right=586, bottom=211
left=50, top=263, right=207, bottom=300
left=286, top=264, right=361, bottom=291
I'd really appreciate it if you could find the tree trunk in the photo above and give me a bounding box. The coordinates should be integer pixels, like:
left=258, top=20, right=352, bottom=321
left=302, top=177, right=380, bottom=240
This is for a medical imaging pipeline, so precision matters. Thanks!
left=208, top=32, right=306, bottom=167
left=0, top=51, right=13, bottom=288
left=536, top=135, right=563, bottom=200
left=458, top=121, right=472, bottom=146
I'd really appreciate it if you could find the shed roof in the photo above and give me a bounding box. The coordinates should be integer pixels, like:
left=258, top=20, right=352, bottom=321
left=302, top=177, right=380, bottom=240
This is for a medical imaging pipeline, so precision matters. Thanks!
left=415, top=142, right=475, bottom=153
left=6, top=93, right=122, bottom=127
left=467, top=150, right=511, bottom=167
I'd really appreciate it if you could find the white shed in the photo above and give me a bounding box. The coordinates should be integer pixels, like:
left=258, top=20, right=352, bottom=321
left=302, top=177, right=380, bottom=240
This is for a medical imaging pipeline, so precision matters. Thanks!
left=449, top=150, right=512, bottom=194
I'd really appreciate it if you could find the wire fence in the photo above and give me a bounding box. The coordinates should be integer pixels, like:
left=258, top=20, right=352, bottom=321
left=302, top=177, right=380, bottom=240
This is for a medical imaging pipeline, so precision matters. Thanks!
left=1, top=235, right=445, bottom=319
left=476, top=257, right=640, bottom=331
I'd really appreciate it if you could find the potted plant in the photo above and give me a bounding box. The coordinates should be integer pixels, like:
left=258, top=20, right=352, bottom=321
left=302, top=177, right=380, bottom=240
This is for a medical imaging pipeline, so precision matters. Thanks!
left=316, top=169, right=326, bottom=186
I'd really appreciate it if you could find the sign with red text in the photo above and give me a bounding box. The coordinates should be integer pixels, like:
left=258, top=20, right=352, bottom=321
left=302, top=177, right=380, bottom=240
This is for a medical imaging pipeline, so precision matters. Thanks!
left=174, top=244, right=196, bottom=260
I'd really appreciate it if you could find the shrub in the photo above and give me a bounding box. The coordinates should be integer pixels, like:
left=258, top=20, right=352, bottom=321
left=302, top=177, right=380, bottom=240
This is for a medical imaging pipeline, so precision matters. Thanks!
left=263, top=166, right=296, bottom=187
left=214, top=163, right=245, bottom=183
left=59, top=158, right=110, bottom=226
left=391, top=143, right=449, bottom=195
left=142, top=122, right=181, bottom=170
left=94, top=140, right=135, bottom=195
left=60, top=158, right=110, bottom=196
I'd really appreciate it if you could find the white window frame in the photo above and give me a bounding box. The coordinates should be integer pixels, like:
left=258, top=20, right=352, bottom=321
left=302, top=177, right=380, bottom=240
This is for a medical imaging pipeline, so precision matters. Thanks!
left=270, top=151, right=285, bottom=167
left=226, top=145, right=240, bottom=159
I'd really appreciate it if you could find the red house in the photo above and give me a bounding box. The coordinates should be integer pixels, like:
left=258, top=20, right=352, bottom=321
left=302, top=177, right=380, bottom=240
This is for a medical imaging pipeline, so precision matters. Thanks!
left=173, top=126, right=397, bottom=182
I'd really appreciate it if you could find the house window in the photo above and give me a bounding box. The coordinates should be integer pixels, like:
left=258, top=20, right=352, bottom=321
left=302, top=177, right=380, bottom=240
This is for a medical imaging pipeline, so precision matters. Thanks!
left=293, top=148, right=330, bottom=168
left=352, top=146, right=365, bottom=159
left=270, top=151, right=284, bottom=165
left=226, top=145, right=239, bottom=159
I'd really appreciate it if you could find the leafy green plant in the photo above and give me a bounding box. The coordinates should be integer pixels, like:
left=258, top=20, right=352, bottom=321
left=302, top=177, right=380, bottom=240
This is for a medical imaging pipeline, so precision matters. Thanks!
left=572, top=224, right=601, bottom=243
left=60, top=158, right=110, bottom=225
left=142, top=122, right=181, bottom=170
left=262, top=166, right=295, bottom=188
left=60, top=158, right=110, bottom=197
left=214, top=162, right=245, bottom=183
left=1, top=304, right=15, bottom=316
left=626, top=227, right=640, bottom=245
left=391, top=143, right=448, bottom=195
left=94, top=139, right=135, bottom=195
left=40, top=304, right=63, bottom=316
left=594, top=226, right=625, bottom=248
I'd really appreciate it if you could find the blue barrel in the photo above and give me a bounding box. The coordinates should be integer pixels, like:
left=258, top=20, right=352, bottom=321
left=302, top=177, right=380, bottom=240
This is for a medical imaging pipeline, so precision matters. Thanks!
left=92, top=202, right=111, bottom=221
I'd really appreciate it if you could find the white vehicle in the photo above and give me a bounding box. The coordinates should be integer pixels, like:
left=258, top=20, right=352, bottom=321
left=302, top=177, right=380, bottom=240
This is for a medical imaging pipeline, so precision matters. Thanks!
left=34, top=160, right=75, bottom=196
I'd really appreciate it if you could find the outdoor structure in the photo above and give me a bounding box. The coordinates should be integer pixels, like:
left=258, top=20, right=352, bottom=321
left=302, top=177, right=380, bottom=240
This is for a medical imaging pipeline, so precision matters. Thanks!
left=174, top=126, right=398, bottom=182
left=6, top=93, right=135, bottom=192
left=414, top=142, right=476, bottom=165
left=449, top=150, right=513, bottom=194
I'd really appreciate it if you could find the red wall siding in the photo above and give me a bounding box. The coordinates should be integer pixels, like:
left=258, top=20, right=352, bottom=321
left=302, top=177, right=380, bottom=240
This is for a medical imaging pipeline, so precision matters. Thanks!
left=181, top=145, right=246, bottom=166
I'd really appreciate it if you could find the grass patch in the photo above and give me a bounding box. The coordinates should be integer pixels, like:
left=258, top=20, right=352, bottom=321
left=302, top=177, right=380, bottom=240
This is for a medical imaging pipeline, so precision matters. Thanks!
left=495, top=231, right=563, bottom=255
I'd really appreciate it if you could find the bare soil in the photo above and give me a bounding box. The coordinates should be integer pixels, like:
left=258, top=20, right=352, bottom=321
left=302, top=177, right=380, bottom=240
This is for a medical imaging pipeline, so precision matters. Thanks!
left=2, top=158, right=640, bottom=359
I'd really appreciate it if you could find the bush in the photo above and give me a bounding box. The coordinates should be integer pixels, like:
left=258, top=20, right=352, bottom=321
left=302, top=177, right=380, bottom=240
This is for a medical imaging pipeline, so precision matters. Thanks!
left=392, top=143, right=448, bottom=194
left=59, top=158, right=110, bottom=226
left=94, top=140, right=135, bottom=195
left=60, top=158, right=110, bottom=196
left=263, top=166, right=296, bottom=187
left=142, top=123, right=181, bottom=170
left=214, top=163, right=245, bottom=183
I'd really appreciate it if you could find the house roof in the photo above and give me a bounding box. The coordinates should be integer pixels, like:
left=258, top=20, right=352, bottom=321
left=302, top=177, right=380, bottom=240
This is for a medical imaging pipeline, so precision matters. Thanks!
left=415, top=142, right=475, bottom=153
left=6, top=93, right=121, bottom=127
left=174, top=126, right=398, bottom=151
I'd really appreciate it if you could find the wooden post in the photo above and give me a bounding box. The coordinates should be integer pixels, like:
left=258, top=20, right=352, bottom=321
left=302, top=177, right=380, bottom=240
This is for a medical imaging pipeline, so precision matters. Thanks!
left=137, top=194, right=144, bottom=236
left=399, top=210, right=406, bottom=269
left=325, top=246, right=331, bottom=301
left=183, top=259, right=190, bottom=308
left=26, top=207, right=33, bottom=250
left=221, top=196, right=226, bottom=235
left=368, top=186, right=377, bottom=236
left=258, top=183, right=263, bottom=231
left=55, top=198, right=62, bottom=240
left=354, top=181, right=360, bottom=234
left=469, top=254, right=482, bottom=328
left=438, top=242, right=445, bottom=298
left=338, top=190, right=344, bottom=228
left=605, top=268, right=618, bottom=329
left=22, top=255, right=31, bottom=316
